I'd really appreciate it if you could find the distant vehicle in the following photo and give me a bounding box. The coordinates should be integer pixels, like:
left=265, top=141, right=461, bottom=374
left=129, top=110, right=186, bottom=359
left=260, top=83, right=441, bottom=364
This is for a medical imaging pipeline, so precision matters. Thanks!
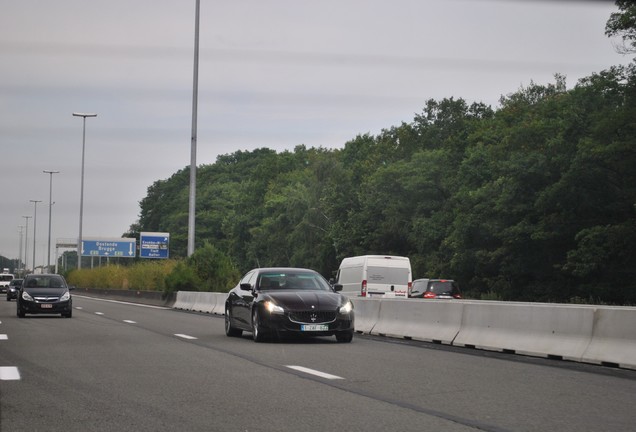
left=6, top=278, right=23, bottom=301
left=17, top=274, right=74, bottom=318
left=335, top=255, right=411, bottom=297
left=0, top=272, right=14, bottom=294
left=409, top=278, right=462, bottom=299
left=225, top=267, right=354, bottom=343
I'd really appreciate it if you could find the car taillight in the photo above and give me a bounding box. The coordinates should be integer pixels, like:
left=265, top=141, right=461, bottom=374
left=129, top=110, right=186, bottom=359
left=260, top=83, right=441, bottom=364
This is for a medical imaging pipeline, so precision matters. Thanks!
left=423, top=291, right=436, bottom=299
left=407, top=281, right=412, bottom=296
left=453, top=294, right=462, bottom=299
left=361, top=280, right=367, bottom=297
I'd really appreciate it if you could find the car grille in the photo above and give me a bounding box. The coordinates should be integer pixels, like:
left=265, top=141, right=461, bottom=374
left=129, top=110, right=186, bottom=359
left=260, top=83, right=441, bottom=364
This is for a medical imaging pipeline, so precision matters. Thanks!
left=289, top=311, right=336, bottom=324
left=33, top=296, right=60, bottom=302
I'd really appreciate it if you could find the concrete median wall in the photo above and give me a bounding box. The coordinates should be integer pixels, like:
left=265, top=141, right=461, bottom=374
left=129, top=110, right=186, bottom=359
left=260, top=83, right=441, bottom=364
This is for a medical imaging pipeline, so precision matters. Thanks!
left=172, top=291, right=636, bottom=370
left=453, top=302, right=595, bottom=362
left=364, top=298, right=463, bottom=345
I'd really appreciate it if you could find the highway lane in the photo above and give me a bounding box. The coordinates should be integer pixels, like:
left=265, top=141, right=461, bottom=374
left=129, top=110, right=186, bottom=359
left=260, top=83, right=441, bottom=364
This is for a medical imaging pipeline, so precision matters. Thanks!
left=1, top=295, right=635, bottom=432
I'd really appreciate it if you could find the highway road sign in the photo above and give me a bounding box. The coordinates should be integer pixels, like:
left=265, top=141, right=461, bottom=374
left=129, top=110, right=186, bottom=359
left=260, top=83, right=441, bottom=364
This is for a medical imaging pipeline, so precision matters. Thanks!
left=140, top=232, right=169, bottom=259
left=81, top=238, right=136, bottom=258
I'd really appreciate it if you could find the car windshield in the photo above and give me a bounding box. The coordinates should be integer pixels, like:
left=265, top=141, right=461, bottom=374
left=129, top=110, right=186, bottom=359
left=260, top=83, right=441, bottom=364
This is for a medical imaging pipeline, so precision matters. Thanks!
left=25, top=276, right=66, bottom=289
left=257, top=272, right=331, bottom=291
left=0, top=275, right=13, bottom=282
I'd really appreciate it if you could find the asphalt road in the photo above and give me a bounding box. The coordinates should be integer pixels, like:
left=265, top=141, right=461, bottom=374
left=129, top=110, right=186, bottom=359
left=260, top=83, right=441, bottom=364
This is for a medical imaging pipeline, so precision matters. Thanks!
left=1, top=295, right=635, bottom=432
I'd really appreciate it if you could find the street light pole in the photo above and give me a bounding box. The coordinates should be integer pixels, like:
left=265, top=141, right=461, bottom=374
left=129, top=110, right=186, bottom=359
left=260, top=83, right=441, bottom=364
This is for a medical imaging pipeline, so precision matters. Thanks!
left=17, top=226, right=24, bottom=276
left=22, top=216, right=32, bottom=272
left=29, top=200, right=41, bottom=272
left=187, top=0, right=201, bottom=257
left=72, top=112, right=97, bottom=269
left=43, top=170, right=59, bottom=273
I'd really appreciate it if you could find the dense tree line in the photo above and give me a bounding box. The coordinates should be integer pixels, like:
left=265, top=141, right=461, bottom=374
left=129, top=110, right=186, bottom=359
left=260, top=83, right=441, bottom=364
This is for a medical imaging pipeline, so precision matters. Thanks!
left=126, top=62, right=636, bottom=304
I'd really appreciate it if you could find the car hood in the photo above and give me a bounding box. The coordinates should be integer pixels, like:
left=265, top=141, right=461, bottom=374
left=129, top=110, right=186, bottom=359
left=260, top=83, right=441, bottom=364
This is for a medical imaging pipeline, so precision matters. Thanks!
left=263, top=290, right=343, bottom=310
left=22, top=287, right=68, bottom=297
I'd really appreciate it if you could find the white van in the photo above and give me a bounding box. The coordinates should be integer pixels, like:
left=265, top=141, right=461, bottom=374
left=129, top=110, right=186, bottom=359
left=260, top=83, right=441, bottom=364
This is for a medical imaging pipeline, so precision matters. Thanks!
left=0, top=271, right=14, bottom=294
left=335, top=255, right=412, bottom=297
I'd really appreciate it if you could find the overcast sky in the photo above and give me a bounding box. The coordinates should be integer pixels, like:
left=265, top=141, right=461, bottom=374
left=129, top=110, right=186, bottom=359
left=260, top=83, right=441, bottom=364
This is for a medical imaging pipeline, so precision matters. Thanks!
left=0, top=0, right=631, bottom=267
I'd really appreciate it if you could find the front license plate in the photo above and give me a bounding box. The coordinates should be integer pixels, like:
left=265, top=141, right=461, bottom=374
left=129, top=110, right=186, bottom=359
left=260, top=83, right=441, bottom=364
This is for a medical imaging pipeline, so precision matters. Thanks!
left=301, top=324, right=329, bottom=331
left=40, top=304, right=53, bottom=309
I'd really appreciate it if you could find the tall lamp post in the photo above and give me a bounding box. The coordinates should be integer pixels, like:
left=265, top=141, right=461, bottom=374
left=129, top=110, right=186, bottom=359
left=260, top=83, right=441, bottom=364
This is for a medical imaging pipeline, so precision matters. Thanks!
left=29, top=200, right=42, bottom=272
left=17, top=226, right=24, bottom=276
left=44, top=170, right=59, bottom=273
left=187, top=0, right=201, bottom=257
left=22, top=215, right=32, bottom=272
left=72, top=112, right=97, bottom=269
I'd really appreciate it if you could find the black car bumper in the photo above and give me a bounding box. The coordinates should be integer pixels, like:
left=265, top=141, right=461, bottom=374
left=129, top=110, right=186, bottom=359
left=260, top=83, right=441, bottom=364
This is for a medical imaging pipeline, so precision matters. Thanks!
left=18, top=300, right=72, bottom=315
left=258, top=311, right=354, bottom=336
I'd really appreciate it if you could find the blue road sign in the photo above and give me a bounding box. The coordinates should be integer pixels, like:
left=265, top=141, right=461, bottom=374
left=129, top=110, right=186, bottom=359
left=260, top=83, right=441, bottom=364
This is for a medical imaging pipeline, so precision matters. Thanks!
left=81, top=238, right=136, bottom=258
left=140, top=232, right=170, bottom=259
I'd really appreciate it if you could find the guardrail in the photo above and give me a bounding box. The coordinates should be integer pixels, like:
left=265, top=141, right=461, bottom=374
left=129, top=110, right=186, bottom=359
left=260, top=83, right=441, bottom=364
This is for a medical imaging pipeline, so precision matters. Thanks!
left=168, top=291, right=636, bottom=370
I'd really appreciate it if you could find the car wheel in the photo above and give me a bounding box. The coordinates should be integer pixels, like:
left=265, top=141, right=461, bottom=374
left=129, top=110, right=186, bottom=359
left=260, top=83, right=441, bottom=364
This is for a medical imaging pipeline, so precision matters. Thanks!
left=225, top=308, right=242, bottom=337
left=336, top=330, right=353, bottom=343
left=63, top=309, right=72, bottom=318
left=252, top=308, right=267, bottom=343
left=17, top=306, right=25, bottom=318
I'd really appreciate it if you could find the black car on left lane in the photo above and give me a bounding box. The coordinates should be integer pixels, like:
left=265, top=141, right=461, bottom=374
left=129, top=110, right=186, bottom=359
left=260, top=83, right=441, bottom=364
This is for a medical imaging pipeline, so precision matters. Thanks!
left=17, top=274, right=74, bottom=318
left=225, top=267, right=354, bottom=343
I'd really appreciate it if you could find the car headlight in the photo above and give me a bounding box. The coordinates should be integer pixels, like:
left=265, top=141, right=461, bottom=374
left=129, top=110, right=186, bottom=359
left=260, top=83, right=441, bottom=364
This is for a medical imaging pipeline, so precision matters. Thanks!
left=21, top=291, right=34, bottom=301
left=264, top=300, right=284, bottom=314
left=60, top=291, right=70, bottom=302
left=339, top=300, right=353, bottom=314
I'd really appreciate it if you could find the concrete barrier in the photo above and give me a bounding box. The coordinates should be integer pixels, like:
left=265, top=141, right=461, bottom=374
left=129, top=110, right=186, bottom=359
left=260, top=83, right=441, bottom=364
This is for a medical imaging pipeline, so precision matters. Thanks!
left=351, top=298, right=381, bottom=334
left=174, top=291, right=197, bottom=310
left=168, top=291, right=636, bottom=370
left=192, top=292, right=216, bottom=314
left=370, top=298, right=464, bottom=344
left=453, top=302, right=595, bottom=362
left=582, top=306, right=636, bottom=369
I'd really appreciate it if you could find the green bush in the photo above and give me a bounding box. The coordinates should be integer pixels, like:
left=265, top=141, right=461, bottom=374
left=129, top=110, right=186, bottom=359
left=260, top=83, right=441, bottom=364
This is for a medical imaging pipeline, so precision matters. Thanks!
left=164, top=261, right=201, bottom=294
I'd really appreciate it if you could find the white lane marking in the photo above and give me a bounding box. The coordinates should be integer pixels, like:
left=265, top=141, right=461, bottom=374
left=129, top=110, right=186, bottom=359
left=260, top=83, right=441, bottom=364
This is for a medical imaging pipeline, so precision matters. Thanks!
left=73, top=295, right=170, bottom=309
left=175, top=334, right=197, bottom=340
left=75, top=307, right=83, bottom=310
left=0, top=367, right=21, bottom=380
left=95, top=312, right=104, bottom=316
left=0, top=334, right=7, bottom=340
left=123, top=320, right=137, bottom=324
left=285, top=365, right=344, bottom=380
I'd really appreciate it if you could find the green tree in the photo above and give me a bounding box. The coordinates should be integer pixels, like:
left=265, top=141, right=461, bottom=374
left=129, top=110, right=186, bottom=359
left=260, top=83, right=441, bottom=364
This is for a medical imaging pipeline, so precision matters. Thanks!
left=606, top=0, right=636, bottom=54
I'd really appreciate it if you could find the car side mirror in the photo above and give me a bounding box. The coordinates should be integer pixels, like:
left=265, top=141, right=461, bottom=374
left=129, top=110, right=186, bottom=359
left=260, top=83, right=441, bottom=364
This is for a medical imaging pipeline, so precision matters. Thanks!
left=240, top=283, right=252, bottom=291
left=333, top=283, right=343, bottom=292
left=68, top=285, right=76, bottom=291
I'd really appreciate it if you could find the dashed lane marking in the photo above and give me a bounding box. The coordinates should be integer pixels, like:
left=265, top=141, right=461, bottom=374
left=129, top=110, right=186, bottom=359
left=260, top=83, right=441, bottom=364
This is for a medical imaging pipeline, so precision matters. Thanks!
left=0, top=367, right=21, bottom=380
left=123, top=320, right=137, bottom=324
left=175, top=334, right=197, bottom=340
left=285, top=365, right=344, bottom=380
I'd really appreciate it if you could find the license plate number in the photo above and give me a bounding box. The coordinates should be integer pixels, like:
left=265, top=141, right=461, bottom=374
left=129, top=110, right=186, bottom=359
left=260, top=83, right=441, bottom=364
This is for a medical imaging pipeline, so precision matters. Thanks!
left=41, top=304, right=53, bottom=309
left=301, top=324, right=329, bottom=331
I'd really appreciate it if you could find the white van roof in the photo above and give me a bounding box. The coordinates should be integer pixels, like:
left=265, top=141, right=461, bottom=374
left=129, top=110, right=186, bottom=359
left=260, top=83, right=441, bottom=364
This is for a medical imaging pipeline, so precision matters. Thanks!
left=340, top=255, right=410, bottom=266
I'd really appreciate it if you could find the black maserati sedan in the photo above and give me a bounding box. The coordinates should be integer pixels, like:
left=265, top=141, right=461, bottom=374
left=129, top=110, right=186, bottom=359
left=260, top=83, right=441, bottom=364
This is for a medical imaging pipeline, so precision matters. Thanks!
left=225, top=267, right=354, bottom=343
left=17, top=274, right=74, bottom=318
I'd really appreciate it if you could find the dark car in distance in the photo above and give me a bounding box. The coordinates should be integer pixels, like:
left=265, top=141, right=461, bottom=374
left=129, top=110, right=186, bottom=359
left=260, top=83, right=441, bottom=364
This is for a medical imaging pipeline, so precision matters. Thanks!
left=17, top=274, right=74, bottom=318
left=409, top=278, right=462, bottom=299
left=6, top=278, right=23, bottom=301
left=225, top=267, right=354, bottom=343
